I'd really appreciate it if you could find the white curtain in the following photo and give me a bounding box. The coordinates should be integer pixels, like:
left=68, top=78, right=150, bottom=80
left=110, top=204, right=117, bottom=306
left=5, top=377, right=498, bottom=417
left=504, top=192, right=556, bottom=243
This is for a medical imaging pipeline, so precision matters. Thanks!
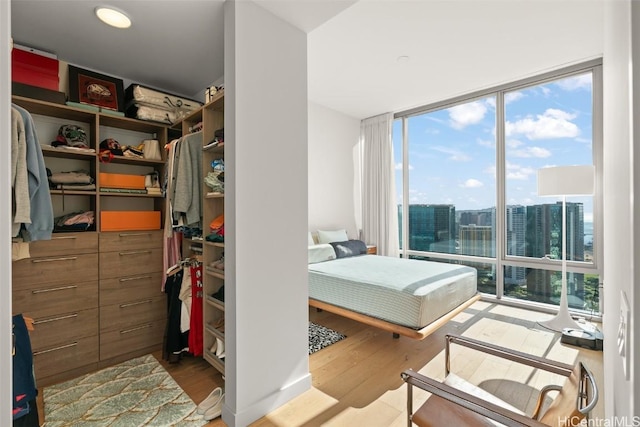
left=361, top=113, right=399, bottom=257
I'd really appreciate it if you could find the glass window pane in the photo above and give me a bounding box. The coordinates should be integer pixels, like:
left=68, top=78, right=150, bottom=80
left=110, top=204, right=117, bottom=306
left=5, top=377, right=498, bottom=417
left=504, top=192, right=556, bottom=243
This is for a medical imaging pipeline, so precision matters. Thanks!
left=503, top=266, right=600, bottom=312
left=504, top=73, right=594, bottom=264
left=405, top=97, right=497, bottom=256
left=409, top=256, right=496, bottom=295
left=393, top=118, right=403, bottom=250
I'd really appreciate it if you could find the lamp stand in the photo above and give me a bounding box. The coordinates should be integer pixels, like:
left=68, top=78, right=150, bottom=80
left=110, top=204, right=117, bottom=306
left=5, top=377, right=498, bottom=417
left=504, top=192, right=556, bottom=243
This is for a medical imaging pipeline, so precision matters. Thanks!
left=539, top=195, right=581, bottom=332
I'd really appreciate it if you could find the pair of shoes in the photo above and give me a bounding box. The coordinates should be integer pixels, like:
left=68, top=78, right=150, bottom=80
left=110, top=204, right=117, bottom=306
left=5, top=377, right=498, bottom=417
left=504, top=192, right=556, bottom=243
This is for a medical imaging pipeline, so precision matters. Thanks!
left=204, top=392, right=225, bottom=421
left=210, top=337, right=225, bottom=359
left=196, top=387, right=223, bottom=415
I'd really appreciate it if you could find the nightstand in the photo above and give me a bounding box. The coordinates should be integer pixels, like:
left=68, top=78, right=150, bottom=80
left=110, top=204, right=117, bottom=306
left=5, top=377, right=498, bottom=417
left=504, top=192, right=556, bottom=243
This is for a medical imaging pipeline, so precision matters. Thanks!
left=366, top=245, right=377, bottom=255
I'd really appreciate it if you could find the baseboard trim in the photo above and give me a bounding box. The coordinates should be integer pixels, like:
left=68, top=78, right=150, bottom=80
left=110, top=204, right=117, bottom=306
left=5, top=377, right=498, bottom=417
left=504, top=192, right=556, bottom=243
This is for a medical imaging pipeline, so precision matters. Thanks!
left=222, top=372, right=312, bottom=426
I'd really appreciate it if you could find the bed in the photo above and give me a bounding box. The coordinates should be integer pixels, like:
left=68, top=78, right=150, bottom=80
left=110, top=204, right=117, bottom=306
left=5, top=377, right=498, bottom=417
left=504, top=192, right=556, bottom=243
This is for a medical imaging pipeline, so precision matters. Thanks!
left=308, top=240, right=479, bottom=340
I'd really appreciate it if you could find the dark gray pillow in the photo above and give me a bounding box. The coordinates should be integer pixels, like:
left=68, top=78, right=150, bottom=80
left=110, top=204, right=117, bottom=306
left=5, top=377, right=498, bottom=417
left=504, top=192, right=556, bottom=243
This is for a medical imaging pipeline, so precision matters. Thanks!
left=329, top=240, right=367, bottom=259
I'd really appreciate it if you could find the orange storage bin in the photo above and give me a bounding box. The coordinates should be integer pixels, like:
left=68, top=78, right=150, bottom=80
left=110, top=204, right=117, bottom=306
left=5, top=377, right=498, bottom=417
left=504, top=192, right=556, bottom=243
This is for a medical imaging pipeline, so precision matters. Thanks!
left=99, top=173, right=145, bottom=190
left=100, top=211, right=161, bottom=231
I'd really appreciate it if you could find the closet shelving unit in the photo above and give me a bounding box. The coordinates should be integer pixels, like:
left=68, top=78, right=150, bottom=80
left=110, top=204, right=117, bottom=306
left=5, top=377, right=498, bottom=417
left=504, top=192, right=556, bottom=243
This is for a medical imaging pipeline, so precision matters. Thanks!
left=175, top=90, right=226, bottom=374
left=11, top=95, right=170, bottom=386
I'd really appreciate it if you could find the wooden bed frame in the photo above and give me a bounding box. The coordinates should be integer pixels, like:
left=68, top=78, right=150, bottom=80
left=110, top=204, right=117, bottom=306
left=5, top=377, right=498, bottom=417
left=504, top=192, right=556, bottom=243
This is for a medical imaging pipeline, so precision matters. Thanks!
left=309, top=293, right=481, bottom=340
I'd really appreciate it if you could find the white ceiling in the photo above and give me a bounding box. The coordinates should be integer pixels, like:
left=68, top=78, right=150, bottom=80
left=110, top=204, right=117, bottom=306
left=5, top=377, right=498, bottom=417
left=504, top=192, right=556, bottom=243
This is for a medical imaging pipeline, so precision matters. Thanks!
left=11, top=0, right=604, bottom=120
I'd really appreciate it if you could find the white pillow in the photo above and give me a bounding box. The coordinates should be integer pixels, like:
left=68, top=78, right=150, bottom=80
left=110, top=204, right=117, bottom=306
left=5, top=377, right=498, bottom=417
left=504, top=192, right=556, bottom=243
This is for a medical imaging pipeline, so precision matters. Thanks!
left=317, top=229, right=348, bottom=244
left=308, top=232, right=315, bottom=246
left=308, top=244, right=337, bottom=264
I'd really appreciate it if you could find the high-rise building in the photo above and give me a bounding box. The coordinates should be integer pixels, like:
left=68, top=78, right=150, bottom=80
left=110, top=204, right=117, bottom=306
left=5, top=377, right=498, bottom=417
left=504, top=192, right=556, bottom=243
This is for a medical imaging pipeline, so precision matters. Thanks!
left=459, top=225, right=493, bottom=257
left=406, top=204, right=455, bottom=253
left=505, top=206, right=526, bottom=285
left=525, top=202, right=585, bottom=305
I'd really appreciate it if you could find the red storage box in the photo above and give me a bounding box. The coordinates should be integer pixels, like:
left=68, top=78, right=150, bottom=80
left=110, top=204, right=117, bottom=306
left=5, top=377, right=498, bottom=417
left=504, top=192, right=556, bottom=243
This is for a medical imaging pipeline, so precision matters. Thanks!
left=12, top=48, right=59, bottom=91
left=100, top=211, right=161, bottom=232
left=99, top=173, right=146, bottom=190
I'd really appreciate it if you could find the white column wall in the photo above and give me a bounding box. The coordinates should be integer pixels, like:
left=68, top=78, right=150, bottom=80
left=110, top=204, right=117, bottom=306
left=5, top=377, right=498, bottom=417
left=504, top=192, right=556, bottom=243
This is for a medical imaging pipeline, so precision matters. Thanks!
left=308, top=101, right=360, bottom=238
left=1, top=1, right=12, bottom=425
left=603, top=0, right=636, bottom=419
left=223, top=1, right=311, bottom=426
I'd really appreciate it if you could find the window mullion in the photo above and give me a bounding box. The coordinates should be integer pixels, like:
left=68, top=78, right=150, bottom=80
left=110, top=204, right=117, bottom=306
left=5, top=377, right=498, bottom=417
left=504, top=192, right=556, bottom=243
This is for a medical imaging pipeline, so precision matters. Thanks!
left=496, top=90, right=506, bottom=299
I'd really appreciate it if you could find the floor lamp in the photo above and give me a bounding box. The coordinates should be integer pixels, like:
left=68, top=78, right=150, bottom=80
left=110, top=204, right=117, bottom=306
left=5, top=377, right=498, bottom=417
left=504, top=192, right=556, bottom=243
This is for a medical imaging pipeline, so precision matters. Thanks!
left=537, top=165, right=595, bottom=332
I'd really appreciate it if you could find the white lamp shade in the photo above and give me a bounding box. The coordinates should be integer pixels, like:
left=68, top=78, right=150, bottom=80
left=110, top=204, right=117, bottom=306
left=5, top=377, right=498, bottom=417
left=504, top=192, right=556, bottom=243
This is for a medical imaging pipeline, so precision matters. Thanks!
left=537, top=165, right=595, bottom=196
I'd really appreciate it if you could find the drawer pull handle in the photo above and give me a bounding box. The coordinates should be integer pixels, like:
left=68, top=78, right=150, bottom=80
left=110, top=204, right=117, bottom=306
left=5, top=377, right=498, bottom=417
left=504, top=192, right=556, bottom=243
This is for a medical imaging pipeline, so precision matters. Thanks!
left=119, top=275, right=152, bottom=282
left=33, top=342, right=77, bottom=356
left=121, top=324, right=152, bottom=334
left=120, top=299, right=153, bottom=308
left=34, top=313, right=78, bottom=325
left=119, top=250, right=152, bottom=256
left=32, top=256, right=78, bottom=263
left=119, top=232, right=152, bottom=237
left=32, top=285, right=78, bottom=294
left=51, top=235, right=77, bottom=240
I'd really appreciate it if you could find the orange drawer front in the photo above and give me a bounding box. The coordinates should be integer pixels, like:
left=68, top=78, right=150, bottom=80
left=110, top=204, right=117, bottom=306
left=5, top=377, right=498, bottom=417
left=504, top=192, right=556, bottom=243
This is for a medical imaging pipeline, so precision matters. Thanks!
left=100, top=211, right=161, bottom=232
left=99, top=173, right=145, bottom=190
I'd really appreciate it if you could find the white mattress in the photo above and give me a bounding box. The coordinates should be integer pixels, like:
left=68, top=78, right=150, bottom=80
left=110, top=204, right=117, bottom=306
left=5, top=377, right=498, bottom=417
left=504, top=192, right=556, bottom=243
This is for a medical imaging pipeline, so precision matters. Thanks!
left=308, top=255, right=477, bottom=329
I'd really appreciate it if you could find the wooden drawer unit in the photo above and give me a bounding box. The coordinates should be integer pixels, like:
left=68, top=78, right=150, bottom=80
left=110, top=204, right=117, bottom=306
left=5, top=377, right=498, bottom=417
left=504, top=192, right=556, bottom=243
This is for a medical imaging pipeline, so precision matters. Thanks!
left=30, top=308, right=98, bottom=351
left=100, top=318, right=165, bottom=360
left=28, top=232, right=98, bottom=257
left=99, top=230, right=163, bottom=252
left=99, top=272, right=164, bottom=306
left=13, top=280, right=98, bottom=319
left=100, top=295, right=165, bottom=333
left=33, top=334, right=99, bottom=381
left=99, top=247, right=163, bottom=279
left=12, top=253, right=98, bottom=289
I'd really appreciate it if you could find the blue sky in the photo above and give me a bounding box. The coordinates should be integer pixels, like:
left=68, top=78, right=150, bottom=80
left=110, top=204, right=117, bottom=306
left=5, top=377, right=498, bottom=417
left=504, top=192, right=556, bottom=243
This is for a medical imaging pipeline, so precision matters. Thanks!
left=393, top=72, right=594, bottom=222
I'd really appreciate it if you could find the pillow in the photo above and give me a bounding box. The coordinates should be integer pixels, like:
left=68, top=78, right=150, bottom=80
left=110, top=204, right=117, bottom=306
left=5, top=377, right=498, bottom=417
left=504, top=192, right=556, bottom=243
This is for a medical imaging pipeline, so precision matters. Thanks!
left=329, top=240, right=367, bottom=259
left=317, top=229, right=348, bottom=244
left=308, top=244, right=337, bottom=264
left=308, top=232, right=315, bottom=246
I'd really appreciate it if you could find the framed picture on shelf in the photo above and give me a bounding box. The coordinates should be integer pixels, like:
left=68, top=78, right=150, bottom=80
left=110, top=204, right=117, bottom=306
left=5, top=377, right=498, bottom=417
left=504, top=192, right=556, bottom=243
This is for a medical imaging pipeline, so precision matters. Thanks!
left=68, top=65, right=124, bottom=111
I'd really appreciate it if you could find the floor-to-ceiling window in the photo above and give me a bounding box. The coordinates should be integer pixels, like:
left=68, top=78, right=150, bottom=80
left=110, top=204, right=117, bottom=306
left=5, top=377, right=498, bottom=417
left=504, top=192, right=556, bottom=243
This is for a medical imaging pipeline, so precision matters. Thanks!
left=394, top=60, right=602, bottom=316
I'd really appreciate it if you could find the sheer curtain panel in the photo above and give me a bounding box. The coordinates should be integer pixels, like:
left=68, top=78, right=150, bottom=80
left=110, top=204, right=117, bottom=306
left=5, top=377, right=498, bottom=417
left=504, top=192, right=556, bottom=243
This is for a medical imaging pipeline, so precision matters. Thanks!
left=361, top=113, right=399, bottom=257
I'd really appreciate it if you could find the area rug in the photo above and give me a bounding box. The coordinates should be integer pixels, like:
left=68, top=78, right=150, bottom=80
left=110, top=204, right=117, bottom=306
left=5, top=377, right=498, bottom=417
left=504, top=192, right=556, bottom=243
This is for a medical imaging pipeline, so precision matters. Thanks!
left=43, top=354, right=206, bottom=427
left=309, top=322, right=346, bottom=354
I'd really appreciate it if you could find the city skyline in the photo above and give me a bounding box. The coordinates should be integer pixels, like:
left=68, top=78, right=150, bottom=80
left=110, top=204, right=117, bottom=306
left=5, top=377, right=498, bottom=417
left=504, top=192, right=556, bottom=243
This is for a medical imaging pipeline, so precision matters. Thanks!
left=393, top=71, right=594, bottom=223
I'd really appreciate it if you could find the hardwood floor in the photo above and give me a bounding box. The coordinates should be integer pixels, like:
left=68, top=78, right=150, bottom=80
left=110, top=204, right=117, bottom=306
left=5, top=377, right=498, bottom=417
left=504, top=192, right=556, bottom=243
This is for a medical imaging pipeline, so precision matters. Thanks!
left=36, top=300, right=604, bottom=426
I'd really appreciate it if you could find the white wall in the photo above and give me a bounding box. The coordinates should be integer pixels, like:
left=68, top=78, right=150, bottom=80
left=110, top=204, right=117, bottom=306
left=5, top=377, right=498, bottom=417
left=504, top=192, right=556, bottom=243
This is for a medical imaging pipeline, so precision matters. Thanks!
left=308, top=101, right=360, bottom=238
left=224, top=1, right=310, bottom=426
left=1, top=1, right=12, bottom=425
left=603, top=0, right=635, bottom=419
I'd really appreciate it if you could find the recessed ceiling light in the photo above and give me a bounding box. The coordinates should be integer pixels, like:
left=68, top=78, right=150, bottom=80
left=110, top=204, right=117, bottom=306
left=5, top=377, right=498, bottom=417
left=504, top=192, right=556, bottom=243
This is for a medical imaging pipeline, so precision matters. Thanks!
left=95, top=6, right=132, bottom=29
left=397, top=55, right=410, bottom=63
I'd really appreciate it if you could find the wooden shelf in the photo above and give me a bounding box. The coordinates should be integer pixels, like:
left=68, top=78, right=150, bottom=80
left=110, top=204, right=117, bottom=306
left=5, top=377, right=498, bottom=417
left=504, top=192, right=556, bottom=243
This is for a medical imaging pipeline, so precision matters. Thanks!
left=50, top=190, right=97, bottom=196
left=203, top=351, right=225, bottom=374
left=205, top=241, right=224, bottom=248
left=206, top=295, right=225, bottom=311
left=41, top=146, right=97, bottom=160
left=205, top=192, right=224, bottom=199
left=205, top=269, right=225, bottom=280
left=205, top=323, right=225, bottom=340
left=99, top=192, right=162, bottom=198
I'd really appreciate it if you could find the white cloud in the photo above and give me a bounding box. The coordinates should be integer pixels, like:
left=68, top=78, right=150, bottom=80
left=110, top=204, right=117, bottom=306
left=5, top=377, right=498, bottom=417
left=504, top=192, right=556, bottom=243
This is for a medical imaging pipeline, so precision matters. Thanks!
left=505, top=108, right=580, bottom=140
left=510, top=146, right=552, bottom=158
left=556, top=74, right=592, bottom=91
left=506, top=139, right=524, bottom=148
left=395, top=162, right=414, bottom=170
left=447, top=101, right=487, bottom=129
left=506, top=162, right=534, bottom=180
left=505, top=91, right=524, bottom=104
left=461, top=178, right=483, bottom=188
left=431, top=146, right=471, bottom=162
left=477, top=138, right=495, bottom=148
left=541, top=87, right=552, bottom=97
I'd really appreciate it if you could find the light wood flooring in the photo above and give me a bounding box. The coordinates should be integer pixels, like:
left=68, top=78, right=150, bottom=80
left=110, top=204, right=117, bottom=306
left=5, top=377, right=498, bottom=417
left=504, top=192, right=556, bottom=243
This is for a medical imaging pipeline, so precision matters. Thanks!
left=37, top=301, right=604, bottom=426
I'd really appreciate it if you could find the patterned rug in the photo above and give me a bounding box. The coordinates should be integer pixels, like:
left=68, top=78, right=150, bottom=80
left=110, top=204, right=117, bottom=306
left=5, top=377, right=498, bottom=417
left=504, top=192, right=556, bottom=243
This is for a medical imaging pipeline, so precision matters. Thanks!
left=43, top=354, right=206, bottom=427
left=309, top=322, right=346, bottom=354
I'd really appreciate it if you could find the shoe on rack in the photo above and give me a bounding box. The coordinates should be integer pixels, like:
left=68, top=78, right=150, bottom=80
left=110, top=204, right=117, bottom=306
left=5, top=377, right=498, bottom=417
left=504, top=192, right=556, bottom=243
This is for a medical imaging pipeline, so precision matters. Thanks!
left=215, top=337, right=225, bottom=359
left=196, top=387, right=223, bottom=415
left=203, top=393, right=225, bottom=421
left=210, top=341, right=217, bottom=354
